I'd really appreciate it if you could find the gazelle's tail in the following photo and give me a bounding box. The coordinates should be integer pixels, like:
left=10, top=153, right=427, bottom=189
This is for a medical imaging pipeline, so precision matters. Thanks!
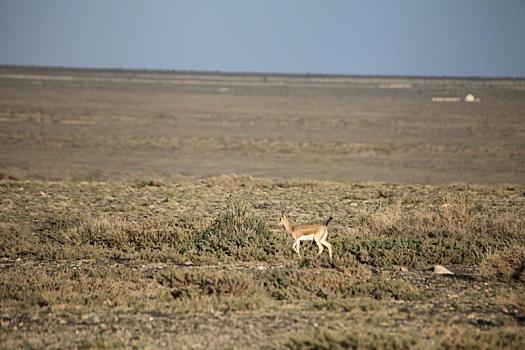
left=325, top=216, right=333, bottom=226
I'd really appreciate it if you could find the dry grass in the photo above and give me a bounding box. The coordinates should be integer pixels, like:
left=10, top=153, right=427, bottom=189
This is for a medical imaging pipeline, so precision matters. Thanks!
left=2, top=67, right=525, bottom=184
left=362, top=196, right=523, bottom=239
left=279, top=326, right=525, bottom=350
left=278, top=327, right=417, bottom=350
left=2, top=68, right=525, bottom=349
left=477, top=245, right=525, bottom=282
left=1, top=176, right=524, bottom=349
left=340, top=195, right=525, bottom=268
left=0, top=263, right=162, bottom=311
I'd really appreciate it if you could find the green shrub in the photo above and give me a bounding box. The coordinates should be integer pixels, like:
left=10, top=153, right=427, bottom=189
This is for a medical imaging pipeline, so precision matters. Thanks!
left=157, top=268, right=266, bottom=311
left=435, top=327, right=525, bottom=350
left=279, top=328, right=417, bottom=350
left=336, top=234, right=512, bottom=268
left=254, top=267, right=422, bottom=302
left=195, top=201, right=286, bottom=261
left=0, top=269, right=48, bottom=307
left=335, top=197, right=524, bottom=268
left=158, top=269, right=259, bottom=300
left=78, top=335, right=122, bottom=350
left=477, top=244, right=525, bottom=281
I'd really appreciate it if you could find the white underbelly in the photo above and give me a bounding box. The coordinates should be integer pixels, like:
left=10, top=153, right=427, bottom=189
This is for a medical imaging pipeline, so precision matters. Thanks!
left=298, top=234, right=314, bottom=241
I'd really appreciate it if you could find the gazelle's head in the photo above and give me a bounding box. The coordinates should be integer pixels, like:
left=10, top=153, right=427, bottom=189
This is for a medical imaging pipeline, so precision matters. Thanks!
left=278, top=212, right=291, bottom=232
left=278, top=212, right=287, bottom=227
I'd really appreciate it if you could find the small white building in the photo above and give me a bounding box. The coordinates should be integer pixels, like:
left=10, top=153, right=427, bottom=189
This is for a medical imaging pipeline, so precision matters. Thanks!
left=465, top=93, right=480, bottom=102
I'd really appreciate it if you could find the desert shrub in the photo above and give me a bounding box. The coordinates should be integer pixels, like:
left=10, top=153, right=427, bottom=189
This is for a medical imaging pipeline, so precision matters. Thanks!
left=0, top=225, right=38, bottom=258
left=278, top=328, right=417, bottom=350
left=336, top=234, right=512, bottom=268
left=435, top=327, right=525, bottom=350
left=194, top=201, right=286, bottom=261
left=37, top=216, right=81, bottom=244
left=39, top=214, right=202, bottom=256
left=67, top=216, right=133, bottom=249
left=78, top=335, right=122, bottom=350
left=362, top=196, right=524, bottom=239
left=338, top=197, right=525, bottom=268
left=0, top=269, right=48, bottom=307
left=255, top=268, right=422, bottom=301
left=33, top=201, right=284, bottom=263
left=1, top=221, right=102, bottom=260
left=26, top=192, right=524, bottom=268
left=37, top=215, right=134, bottom=250
left=158, top=269, right=259, bottom=299
left=368, top=278, right=422, bottom=301
left=1, top=264, right=155, bottom=310
left=123, top=215, right=202, bottom=253
left=257, top=268, right=296, bottom=300
left=477, top=244, right=525, bottom=281
left=157, top=268, right=265, bottom=311
left=157, top=266, right=421, bottom=309
left=280, top=327, right=525, bottom=350
left=364, top=199, right=404, bottom=236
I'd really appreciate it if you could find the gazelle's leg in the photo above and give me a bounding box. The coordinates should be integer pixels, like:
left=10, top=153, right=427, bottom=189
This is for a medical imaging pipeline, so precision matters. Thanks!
left=321, top=240, right=332, bottom=259
left=294, top=239, right=301, bottom=258
left=321, top=228, right=328, bottom=242
left=320, top=228, right=332, bottom=259
left=314, top=237, right=324, bottom=256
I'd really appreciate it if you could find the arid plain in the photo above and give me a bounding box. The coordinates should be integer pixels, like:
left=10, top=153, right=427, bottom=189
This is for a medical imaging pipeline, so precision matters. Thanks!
left=1, top=67, right=524, bottom=349
left=1, top=66, right=524, bottom=183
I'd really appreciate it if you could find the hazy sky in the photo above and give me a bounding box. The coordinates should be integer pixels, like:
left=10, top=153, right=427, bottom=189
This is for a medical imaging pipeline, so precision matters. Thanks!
left=1, top=1, right=524, bottom=77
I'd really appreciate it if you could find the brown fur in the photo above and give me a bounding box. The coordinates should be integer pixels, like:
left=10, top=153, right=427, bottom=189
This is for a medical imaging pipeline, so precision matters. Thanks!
left=279, top=213, right=333, bottom=259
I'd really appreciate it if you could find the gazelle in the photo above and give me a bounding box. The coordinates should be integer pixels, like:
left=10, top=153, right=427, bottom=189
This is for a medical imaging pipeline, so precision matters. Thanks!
left=278, top=212, right=333, bottom=259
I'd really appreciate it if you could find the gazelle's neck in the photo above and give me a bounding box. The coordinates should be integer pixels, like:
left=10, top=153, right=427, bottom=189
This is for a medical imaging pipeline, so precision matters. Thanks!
left=283, top=218, right=294, bottom=236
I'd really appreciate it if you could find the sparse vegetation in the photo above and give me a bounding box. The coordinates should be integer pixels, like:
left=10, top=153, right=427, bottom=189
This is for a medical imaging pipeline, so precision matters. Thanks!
left=279, top=327, right=525, bottom=350
left=1, top=176, right=524, bottom=349
left=477, top=244, right=525, bottom=282
left=279, top=328, right=417, bottom=350
left=335, top=196, right=524, bottom=268
left=194, top=201, right=286, bottom=261
left=2, top=67, right=525, bottom=349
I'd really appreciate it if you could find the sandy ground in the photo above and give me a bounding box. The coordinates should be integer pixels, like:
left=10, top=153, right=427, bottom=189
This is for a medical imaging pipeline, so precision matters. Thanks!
left=1, top=67, right=524, bottom=184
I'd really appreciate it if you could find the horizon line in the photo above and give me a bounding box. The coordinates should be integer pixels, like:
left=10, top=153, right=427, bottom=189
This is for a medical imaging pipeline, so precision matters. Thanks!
left=1, top=64, right=524, bottom=81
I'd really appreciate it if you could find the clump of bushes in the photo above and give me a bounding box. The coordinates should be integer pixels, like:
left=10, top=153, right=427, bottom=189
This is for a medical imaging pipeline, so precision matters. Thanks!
left=0, top=269, right=48, bottom=307
left=258, top=268, right=421, bottom=302
left=361, top=196, right=523, bottom=240
left=32, top=195, right=524, bottom=269
left=42, top=215, right=191, bottom=250
left=336, top=234, right=512, bottom=268
left=335, top=197, right=525, bottom=268
left=194, top=201, right=286, bottom=261
left=279, top=328, right=417, bottom=350
left=279, top=326, right=525, bottom=350
left=157, top=265, right=423, bottom=310
left=477, top=244, right=525, bottom=281
left=42, top=201, right=286, bottom=263
left=157, top=268, right=266, bottom=311
left=158, top=269, right=259, bottom=299
left=433, top=327, right=525, bottom=350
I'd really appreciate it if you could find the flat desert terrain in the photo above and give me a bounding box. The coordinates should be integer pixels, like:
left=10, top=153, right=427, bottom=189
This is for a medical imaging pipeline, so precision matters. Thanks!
left=1, top=67, right=524, bottom=183
left=1, top=67, right=524, bottom=349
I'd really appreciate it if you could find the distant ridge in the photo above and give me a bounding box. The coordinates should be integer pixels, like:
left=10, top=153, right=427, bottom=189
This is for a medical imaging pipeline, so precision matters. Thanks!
left=1, top=64, right=523, bottom=81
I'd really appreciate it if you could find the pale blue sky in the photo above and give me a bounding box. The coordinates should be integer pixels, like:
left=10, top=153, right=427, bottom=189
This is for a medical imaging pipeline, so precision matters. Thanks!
left=1, top=0, right=524, bottom=77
